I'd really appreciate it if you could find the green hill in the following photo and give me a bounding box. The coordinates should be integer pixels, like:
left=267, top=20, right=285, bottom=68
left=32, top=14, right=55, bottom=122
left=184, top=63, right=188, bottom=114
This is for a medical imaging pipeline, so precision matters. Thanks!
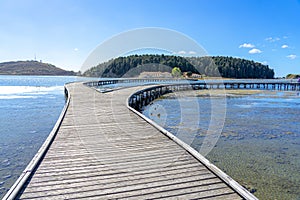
left=0, top=61, right=77, bottom=76
left=83, top=55, right=274, bottom=79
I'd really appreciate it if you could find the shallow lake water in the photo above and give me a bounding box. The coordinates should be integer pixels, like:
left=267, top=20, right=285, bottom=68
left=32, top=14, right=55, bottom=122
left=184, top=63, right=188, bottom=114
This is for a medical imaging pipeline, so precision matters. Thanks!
left=1, top=77, right=299, bottom=199
left=0, top=75, right=95, bottom=198
left=143, top=89, right=300, bottom=200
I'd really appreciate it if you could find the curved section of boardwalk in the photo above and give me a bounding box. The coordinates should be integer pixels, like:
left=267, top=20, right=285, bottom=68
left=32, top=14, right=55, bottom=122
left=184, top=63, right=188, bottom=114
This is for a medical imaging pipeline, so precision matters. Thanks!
left=15, top=82, right=249, bottom=199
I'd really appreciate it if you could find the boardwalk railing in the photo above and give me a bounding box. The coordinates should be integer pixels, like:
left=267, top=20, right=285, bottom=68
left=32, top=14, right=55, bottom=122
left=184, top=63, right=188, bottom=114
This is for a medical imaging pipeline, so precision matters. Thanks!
left=85, top=78, right=300, bottom=91
left=84, top=78, right=197, bottom=87
left=128, top=84, right=195, bottom=111
left=85, top=79, right=261, bottom=199
left=86, top=78, right=300, bottom=111
left=126, top=86, right=257, bottom=200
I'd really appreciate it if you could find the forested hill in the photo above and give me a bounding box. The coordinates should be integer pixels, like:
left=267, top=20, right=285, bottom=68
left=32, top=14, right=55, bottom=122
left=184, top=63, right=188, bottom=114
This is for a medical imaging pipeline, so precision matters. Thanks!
left=83, top=55, right=274, bottom=79
left=0, top=61, right=77, bottom=76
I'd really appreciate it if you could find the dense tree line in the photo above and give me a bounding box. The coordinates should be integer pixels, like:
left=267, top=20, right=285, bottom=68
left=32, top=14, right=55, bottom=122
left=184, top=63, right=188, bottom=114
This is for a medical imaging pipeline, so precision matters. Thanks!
left=83, top=54, right=197, bottom=78
left=83, top=54, right=274, bottom=79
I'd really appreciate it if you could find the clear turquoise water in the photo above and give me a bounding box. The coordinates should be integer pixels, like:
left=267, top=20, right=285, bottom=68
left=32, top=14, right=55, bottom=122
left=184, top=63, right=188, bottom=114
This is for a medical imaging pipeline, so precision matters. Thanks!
left=0, top=75, right=95, bottom=198
left=143, top=91, right=300, bottom=199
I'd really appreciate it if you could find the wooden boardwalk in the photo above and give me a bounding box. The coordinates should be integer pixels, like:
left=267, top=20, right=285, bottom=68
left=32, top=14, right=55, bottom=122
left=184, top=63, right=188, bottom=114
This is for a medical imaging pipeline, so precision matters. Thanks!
left=5, top=82, right=257, bottom=199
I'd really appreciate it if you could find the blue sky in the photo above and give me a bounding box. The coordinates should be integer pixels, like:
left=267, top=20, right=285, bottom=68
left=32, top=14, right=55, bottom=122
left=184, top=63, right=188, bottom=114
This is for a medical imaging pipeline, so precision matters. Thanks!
left=0, top=0, right=299, bottom=77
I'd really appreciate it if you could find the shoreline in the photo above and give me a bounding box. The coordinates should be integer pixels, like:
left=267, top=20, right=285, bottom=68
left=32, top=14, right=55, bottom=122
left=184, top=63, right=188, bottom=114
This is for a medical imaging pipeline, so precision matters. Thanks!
left=159, top=89, right=299, bottom=98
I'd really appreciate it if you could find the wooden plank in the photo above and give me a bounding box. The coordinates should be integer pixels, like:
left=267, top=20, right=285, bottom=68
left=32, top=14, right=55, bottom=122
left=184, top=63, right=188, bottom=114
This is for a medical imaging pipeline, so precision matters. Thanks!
left=6, top=82, right=254, bottom=200
left=25, top=163, right=204, bottom=188
left=21, top=172, right=217, bottom=198
left=20, top=179, right=226, bottom=199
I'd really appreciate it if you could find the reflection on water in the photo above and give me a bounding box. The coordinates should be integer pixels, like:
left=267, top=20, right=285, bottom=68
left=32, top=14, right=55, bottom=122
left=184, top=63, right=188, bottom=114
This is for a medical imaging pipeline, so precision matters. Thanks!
left=143, top=90, right=300, bottom=200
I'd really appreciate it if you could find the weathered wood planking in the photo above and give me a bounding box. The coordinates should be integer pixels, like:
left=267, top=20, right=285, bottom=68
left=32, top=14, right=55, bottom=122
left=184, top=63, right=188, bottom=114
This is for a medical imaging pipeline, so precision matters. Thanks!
left=9, top=82, right=255, bottom=199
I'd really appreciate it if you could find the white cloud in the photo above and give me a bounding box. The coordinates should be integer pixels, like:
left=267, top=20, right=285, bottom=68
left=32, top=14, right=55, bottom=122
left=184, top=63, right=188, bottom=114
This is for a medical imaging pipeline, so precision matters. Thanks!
left=249, top=48, right=262, bottom=54
left=74, top=48, right=79, bottom=51
left=239, top=43, right=255, bottom=48
left=265, top=37, right=272, bottom=41
left=287, top=54, right=297, bottom=60
left=188, top=51, right=197, bottom=55
left=265, top=37, right=280, bottom=42
left=177, top=50, right=186, bottom=55
left=281, top=44, right=288, bottom=49
left=261, top=61, right=268, bottom=65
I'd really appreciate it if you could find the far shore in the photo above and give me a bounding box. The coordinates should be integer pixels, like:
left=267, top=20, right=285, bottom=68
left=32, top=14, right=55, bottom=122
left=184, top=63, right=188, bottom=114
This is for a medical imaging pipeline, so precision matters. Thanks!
left=160, top=89, right=298, bottom=98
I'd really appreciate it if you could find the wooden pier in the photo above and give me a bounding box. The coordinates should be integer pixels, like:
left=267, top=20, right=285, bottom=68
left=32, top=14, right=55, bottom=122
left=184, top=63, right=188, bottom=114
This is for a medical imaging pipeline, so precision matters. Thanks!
left=3, top=80, right=258, bottom=200
left=85, top=79, right=300, bottom=91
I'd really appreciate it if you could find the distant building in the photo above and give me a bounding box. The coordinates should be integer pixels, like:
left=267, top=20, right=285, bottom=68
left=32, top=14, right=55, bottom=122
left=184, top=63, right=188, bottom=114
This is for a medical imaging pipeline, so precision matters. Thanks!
left=190, top=73, right=202, bottom=78
left=139, top=71, right=172, bottom=78
left=183, top=72, right=202, bottom=79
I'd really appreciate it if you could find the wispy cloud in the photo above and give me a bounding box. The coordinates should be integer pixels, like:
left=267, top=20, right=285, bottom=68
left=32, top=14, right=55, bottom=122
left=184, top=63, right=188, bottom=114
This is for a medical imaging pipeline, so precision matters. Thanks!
left=239, top=43, right=255, bottom=48
left=177, top=50, right=186, bottom=55
left=249, top=48, right=262, bottom=54
left=74, top=48, right=79, bottom=51
left=265, top=37, right=272, bottom=41
left=176, top=50, right=197, bottom=55
left=265, top=37, right=280, bottom=42
left=287, top=54, right=297, bottom=60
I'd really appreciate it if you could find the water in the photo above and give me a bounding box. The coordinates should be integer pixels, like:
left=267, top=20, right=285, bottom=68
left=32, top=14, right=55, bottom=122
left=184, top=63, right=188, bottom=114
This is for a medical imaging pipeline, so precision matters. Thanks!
left=0, top=75, right=95, bottom=198
left=0, top=77, right=192, bottom=198
left=1, top=78, right=299, bottom=199
left=143, top=90, right=300, bottom=200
